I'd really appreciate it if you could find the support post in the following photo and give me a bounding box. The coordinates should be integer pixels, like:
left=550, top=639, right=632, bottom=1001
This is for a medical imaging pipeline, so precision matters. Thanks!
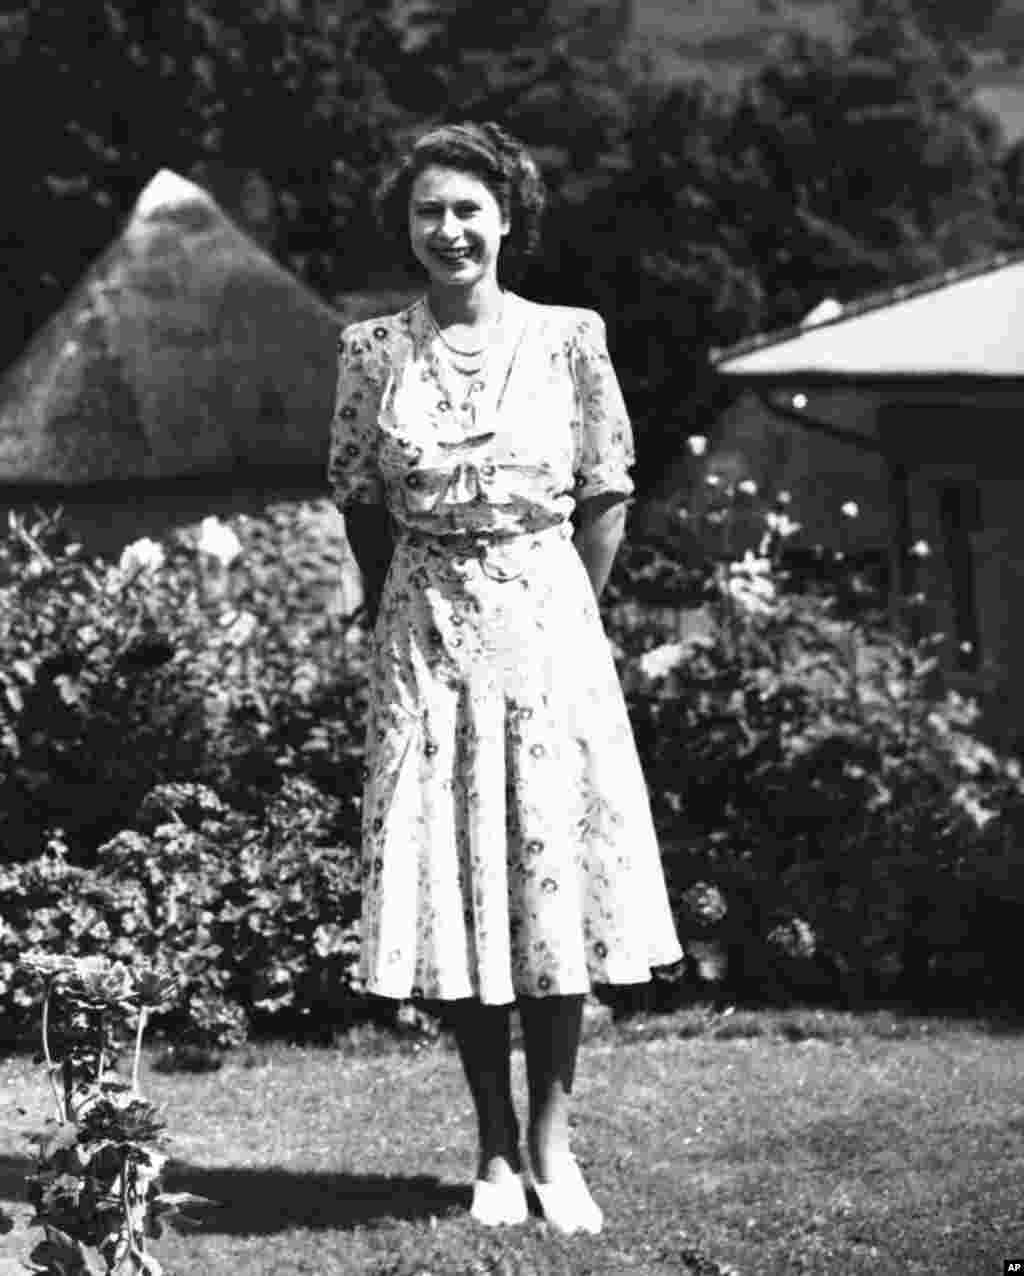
left=886, top=455, right=915, bottom=641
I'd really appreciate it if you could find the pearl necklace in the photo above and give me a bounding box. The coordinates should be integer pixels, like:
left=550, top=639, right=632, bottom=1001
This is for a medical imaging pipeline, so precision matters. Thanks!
left=426, top=296, right=505, bottom=379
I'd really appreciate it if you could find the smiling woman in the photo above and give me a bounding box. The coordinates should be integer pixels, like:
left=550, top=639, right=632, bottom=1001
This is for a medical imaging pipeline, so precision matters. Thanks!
left=408, top=168, right=510, bottom=292
left=375, top=122, right=545, bottom=291
left=408, top=165, right=511, bottom=363
left=327, top=120, right=682, bottom=1238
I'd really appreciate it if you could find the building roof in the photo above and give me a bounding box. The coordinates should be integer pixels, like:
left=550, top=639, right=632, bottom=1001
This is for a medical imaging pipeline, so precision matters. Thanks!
left=0, top=169, right=343, bottom=486
left=711, top=250, right=1024, bottom=388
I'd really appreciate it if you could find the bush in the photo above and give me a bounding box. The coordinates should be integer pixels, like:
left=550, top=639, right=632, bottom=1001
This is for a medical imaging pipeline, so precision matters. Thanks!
left=1, top=780, right=362, bottom=1053
left=607, top=476, right=1024, bottom=1011
left=1, top=505, right=370, bottom=1050
left=6, top=478, right=1023, bottom=1047
left=0, top=505, right=368, bottom=863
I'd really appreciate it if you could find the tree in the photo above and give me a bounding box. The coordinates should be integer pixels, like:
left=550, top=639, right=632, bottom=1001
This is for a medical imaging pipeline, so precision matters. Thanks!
left=0, top=0, right=639, bottom=370
left=0, top=0, right=403, bottom=368
left=903, top=0, right=1004, bottom=44
left=581, top=2, right=1018, bottom=491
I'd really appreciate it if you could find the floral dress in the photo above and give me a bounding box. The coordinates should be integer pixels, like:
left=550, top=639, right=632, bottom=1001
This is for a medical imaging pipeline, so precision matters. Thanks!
left=328, top=292, right=682, bottom=1004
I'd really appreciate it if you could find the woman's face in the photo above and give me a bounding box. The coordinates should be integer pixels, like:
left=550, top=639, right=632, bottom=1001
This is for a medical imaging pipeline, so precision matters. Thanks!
left=408, top=165, right=510, bottom=291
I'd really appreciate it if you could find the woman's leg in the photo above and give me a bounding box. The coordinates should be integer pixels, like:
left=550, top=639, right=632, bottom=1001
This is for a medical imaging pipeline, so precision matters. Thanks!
left=445, top=999, right=521, bottom=1181
left=518, top=992, right=603, bottom=1233
left=517, top=993, right=584, bottom=1181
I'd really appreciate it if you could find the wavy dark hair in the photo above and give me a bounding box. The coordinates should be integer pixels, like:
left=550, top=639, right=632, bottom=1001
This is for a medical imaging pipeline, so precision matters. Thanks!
left=374, top=121, right=546, bottom=285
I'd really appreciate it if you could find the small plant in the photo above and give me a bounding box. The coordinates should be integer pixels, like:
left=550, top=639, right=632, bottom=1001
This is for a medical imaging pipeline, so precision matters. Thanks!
left=18, top=953, right=188, bottom=1275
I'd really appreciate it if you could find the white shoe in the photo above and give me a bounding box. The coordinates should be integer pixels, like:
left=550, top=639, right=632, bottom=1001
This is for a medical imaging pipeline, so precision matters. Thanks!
left=525, top=1155, right=603, bottom=1235
left=470, top=1170, right=529, bottom=1226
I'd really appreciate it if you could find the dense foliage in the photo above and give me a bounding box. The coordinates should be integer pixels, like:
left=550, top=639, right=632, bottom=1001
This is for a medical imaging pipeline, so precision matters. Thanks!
left=0, top=509, right=367, bottom=1052
left=903, top=0, right=1005, bottom=43
left=2, top=0, right=1021, bottom=487
left=0, top=507, right=367, bottom=861
left=608, top=476, right=1024, bottom=1011
left=3, top=494, right=1024, bottom=1049
left=1, top=780, right=363, bottom=1055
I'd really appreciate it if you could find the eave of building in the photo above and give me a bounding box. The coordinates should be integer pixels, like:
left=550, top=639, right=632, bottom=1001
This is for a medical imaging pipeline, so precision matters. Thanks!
left=710, top=249, right=1024, bottom=388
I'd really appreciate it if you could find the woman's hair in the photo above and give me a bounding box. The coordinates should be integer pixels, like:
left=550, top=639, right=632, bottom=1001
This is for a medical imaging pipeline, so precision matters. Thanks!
left=374, top=121, right=546, bottom=284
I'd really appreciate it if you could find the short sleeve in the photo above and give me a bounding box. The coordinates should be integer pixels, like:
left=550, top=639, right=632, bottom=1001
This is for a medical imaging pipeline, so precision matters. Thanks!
left=327, top=322, right=388, bottom=512
left=569, top=310, right=636, bottom=503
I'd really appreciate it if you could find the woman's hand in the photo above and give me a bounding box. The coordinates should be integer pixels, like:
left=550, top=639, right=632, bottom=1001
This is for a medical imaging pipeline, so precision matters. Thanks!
left=572, top=493, right=628, bottom=601
left=343, top=504, right=395, bottom=626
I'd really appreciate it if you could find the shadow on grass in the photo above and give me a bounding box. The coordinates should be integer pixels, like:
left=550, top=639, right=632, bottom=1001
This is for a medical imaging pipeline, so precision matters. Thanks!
left=3, top=1153, right=469, bottom=1238
left=164, top=1162, right=470, bottom=1233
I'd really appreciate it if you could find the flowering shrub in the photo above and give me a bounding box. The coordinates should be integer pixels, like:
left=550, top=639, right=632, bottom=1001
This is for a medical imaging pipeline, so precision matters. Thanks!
left=607, top=466, right=1024, bottom=1008
left=0, top=505, right=367, bottom=863
left=1, top=511, right=206, bottom=862
left=5, top=478, right=1022, bottom=1040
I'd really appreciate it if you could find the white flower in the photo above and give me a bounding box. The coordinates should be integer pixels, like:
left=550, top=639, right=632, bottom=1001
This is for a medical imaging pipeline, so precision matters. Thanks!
left=730, top=551, right=772, bottom=576
left=221, top=609, right=258, bottom=647
left=119, top=537, right=165, bottom=578
left=687, top=435, right=708, bottom=457
left=765, top=511, right=802, bottom=539
left=639, top=641, right=685, bottom=680
left=738, top=479, right=758, bottom=496
left=841, top=501, right=859, bottom=519
left=910, top=540, right=931, bottom=558
left=705, top=473, right=722, bottom=488
left=792, top=393, right=808, bottom=410
left=926, top=711, right=951, bottom=736
left=197, top=516, right=242, bottom=567
left=777, top=490, right=792, bottom=505
left=727, top=579, right=777, bottom=613
left=952, top=784, right=997, bottom=830
left=725, top=553, right=777, bottom=614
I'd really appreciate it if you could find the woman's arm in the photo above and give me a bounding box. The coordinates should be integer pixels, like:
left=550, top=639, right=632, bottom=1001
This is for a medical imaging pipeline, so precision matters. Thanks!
left=344, top=504, right=395, bottom=626
left=572, top=492, right=628, bottom=601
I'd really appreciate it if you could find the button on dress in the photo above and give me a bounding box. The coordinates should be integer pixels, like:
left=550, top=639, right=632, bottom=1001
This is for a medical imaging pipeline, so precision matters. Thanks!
left=328, top=293, right=682, bottom=1004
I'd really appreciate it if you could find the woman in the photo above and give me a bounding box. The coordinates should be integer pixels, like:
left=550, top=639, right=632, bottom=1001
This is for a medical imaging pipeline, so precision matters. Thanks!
left=328, top=121, right=682, bottom=1235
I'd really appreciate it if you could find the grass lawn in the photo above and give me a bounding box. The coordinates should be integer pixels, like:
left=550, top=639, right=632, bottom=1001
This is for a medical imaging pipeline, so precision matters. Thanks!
left=2, top=1007, right=1023, bottom=1275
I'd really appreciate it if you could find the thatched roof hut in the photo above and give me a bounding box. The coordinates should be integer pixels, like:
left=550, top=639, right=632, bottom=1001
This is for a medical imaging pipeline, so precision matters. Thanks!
left=0, top=168, right=419, bottom=577
left=0, top=169, right=347, bottom=485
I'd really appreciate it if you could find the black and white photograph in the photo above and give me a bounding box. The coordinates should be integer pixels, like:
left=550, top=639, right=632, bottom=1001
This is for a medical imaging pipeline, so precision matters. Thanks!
left=2, top=3, right=1024, bottom=1273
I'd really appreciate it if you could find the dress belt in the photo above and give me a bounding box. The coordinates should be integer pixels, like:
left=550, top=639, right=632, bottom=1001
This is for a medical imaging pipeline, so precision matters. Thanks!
left=395, top=520, right=570, bottom=551
left=394, top=520, right=571, bottom=580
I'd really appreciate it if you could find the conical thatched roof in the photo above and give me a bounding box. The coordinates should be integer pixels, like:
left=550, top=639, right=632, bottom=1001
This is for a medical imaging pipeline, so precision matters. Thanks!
left=0, top=170, right=348, bottom=485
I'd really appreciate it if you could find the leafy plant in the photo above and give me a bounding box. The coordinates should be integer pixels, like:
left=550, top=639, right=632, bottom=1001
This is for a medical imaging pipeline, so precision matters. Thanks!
left=1, top=779, right=363, bottom=1053
left=17, top=953, right=196, bottom=1275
